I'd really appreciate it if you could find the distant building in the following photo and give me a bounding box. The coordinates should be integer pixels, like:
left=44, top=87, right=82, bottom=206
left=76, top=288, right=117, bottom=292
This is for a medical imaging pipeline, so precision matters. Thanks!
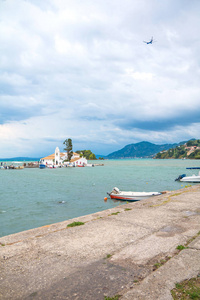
left=185, top=146, right=199, bottom=156
left=40, top=147, right=84, bottom=166
left=69, top=157, right=87, bottom=167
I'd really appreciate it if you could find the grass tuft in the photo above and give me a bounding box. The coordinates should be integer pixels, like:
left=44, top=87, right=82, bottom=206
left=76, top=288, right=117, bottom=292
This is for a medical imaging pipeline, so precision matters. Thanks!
left=153, top=257, right=171, bottom=270
left=111, top=212, right=120, bottom=215
left=104, top=254, right=112, bottom=259
left=176, top=245, right=188, bottom=250
left=171, top=276, right=200, bottom=299
left=67, top=221, right=85, bottom=227
left=104, top=295, right=121, bottom=300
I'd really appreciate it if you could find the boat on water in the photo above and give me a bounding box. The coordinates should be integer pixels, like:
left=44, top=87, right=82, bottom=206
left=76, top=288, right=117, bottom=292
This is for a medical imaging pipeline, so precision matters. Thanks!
left=107, top=187, right=161, bottom=201
left=39, top=164, right=46, bottom=169
left=46, top=164, right=61, bottom=168
left=0, top=165, right=24, bottom=170
left=175, top=167, right=200, bottom=183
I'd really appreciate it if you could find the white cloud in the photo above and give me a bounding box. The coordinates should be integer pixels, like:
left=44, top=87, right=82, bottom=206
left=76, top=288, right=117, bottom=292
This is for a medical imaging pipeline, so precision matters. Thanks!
left=0, top=0, right=200, bottom=157
left=125, top=69, right=154, bottom=80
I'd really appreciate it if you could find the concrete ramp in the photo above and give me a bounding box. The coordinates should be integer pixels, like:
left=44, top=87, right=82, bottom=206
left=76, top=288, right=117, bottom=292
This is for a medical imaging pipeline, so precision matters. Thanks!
left=0, top=185, right=200, bottom=299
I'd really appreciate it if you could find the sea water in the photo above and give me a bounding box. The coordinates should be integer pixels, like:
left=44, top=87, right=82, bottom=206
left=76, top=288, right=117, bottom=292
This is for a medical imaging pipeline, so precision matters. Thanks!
left=0, top=159, right=199, bottom=237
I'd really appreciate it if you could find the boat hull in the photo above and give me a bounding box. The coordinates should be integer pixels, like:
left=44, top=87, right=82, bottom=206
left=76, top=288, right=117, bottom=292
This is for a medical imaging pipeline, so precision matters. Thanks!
left=176, top=168, right=200, bottom=183
left=108, top=188, right=161, bottom=201
left=109, top=194, right=156, bottom=201
left=180, top=176, right=200, bottom=183
left=39, top=164, right=46, bottom=169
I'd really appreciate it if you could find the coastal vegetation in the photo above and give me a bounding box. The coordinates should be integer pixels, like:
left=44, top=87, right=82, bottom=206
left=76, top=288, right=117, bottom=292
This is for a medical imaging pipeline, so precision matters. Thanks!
left=76, top=150, right=97, bottom=160
left=154, top=139, right=200, bottom=159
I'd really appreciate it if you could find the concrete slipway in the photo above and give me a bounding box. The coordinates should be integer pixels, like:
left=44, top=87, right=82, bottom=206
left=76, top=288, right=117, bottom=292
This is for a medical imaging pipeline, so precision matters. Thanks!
left=0, top=185, right=200, bottom=300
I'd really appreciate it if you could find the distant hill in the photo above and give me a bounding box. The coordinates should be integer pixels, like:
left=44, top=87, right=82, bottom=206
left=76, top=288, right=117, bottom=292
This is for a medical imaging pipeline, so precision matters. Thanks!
left=106, top=141, right=185, bottom=159
left=0, top=157, right=40, bottom=161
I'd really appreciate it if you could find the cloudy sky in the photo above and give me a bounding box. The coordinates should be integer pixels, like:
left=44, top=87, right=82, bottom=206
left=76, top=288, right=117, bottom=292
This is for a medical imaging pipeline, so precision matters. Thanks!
left=1, top=0, right=200, bottom=158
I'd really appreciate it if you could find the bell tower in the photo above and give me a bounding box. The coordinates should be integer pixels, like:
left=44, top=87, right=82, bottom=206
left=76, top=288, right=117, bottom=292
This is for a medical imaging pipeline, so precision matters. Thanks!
left=55, top=147, right=60, bottom=165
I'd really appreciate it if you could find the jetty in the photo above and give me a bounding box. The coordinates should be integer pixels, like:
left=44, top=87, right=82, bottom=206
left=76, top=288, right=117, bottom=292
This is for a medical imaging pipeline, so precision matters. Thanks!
left=0, top=185, right=200, bottom=299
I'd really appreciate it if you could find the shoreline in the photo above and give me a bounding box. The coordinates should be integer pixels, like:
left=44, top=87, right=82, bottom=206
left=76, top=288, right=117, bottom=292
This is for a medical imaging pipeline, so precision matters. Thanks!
left=0, top=185, right=197, bottom=241
left=1, top=185, right=200, bottom=299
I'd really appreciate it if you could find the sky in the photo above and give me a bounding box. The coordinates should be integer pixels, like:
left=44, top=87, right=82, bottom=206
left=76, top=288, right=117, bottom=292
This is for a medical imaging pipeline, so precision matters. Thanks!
left=1, top=0, right=200, bottom=158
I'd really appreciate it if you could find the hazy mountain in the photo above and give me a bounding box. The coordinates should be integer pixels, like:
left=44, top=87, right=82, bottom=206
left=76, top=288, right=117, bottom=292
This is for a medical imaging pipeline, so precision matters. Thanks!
left=0, top=157, right=40, bottom=161
left=106, top=141, right=185, bottom=159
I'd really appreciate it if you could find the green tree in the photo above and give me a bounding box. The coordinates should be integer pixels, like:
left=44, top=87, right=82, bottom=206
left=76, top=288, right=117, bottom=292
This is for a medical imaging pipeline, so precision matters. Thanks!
left=89, top=153, right=96, bottom=160
left=155, top=152, right=162, bottom=158
left=189, top=150, right=200, bottom=159
left=168, top=149, right=174, bottom=157
left=187, top=140, right=197, bottom=147
left=63, top=138, right=73, bottom=161
left=76, top=150, right=96, bottom=160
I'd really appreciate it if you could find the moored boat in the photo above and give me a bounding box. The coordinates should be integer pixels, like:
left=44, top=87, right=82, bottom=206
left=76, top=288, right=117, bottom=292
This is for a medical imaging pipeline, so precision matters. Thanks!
left=39, top=164, right=46, bottom=169
left=107, top=187, right=161, bottom=201
left=175, top=167, right=200, bottom=183
left=0, top=165, right=24, bottom=170
left=14, top=165, right=24, bottom=169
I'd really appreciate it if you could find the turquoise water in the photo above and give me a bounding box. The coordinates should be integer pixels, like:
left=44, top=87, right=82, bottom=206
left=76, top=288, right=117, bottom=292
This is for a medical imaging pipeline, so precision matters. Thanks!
left=0, top=159, right=199, bottom=237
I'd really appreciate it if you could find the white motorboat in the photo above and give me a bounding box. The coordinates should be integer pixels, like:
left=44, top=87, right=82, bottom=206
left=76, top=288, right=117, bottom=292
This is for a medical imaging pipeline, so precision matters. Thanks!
left=175, top=167, right=200, bottom=183
left=107, top=187, right=161, bottom=201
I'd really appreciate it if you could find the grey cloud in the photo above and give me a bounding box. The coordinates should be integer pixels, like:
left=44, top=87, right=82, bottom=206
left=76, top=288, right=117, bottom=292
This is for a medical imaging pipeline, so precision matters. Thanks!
left=43, top=137, right=64, bottom=143
left=115, top=110, right=200, bottom=132
left=0, top=104, right=41, bottom=124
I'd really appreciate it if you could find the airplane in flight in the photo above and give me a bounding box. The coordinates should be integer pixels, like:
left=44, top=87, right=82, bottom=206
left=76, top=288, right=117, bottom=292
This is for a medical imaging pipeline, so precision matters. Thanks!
left=143, top=37, right=156, bottom=44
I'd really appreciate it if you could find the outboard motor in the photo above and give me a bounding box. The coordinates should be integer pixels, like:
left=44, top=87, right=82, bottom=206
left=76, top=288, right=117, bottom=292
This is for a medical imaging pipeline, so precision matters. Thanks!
left=175, top=174, right=186, bottom=181
left=109, top=187, right=120, bottom=194
left=107, top=187, right=120, bottom=197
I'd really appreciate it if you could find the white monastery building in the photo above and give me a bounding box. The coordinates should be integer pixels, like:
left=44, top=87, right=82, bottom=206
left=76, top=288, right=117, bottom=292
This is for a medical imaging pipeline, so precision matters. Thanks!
left=40, top=147, right=87, bottom=167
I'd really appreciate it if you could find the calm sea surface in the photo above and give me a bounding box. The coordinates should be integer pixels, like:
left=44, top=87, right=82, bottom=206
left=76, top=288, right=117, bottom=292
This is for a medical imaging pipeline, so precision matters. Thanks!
left=0, top=159, right=200, bottom=237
